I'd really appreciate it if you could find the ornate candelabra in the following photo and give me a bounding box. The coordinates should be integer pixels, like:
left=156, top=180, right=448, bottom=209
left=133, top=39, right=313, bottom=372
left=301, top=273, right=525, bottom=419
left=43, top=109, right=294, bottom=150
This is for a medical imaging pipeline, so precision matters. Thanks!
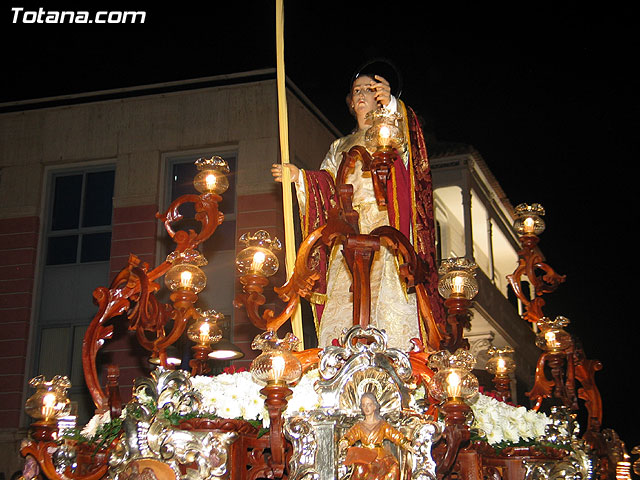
left=527, top=316, right=578, bottom=411
left=438, top=257, right=478, bottom=352
left=250, top=330, right=302, bottom=478
left=364, top=106, right=405, bottom=207
left=186, top=309, right=224, bottom=375
left=504, top=203, right=615, bottom=472
left=485, top=346, right=516, bottom=403
left=24, top=375, right=71, bottom=442
left=428, top=349, right=478, bottom=477
left=21, top=156, right=238, bottom=480
left=79, top=155, right=230, bottom=414
left=506, top=203, right=565, bottom=324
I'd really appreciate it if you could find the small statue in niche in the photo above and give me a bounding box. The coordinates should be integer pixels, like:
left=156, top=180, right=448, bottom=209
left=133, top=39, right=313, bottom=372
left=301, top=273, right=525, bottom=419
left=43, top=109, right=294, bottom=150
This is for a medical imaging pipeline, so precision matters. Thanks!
left=339, top=392, right=414, bottom=480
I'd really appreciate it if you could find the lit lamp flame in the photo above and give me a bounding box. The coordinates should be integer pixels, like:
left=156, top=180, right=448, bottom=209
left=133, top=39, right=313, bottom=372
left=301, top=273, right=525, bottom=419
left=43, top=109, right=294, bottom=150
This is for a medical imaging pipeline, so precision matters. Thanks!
left=535, top=316, right=571, bottom=353
left=205, top=173, right=217, bottom=190
left=25, top=375, right=71, bottom=431
left=199, top=322, right=211, bottom=345
left=485, top=346, right=515, bottom=402
left=496, top=358, right=507, bottom=375
left=187, top=309, right=224, bottom=351
left=364, top=108, right=404, bottom=151
left=251, top=250, right=266, bottom=274
left=486, top=346, right=516, bottom=377
left=428, top=349, right=478, bottom=405
left=250, top=331, right=302, bottom=386
left=446, top=371, right=462, bottom=399
left=180, top=270, right=193, bottom=289
left=41, top=393, right=57, bottom=421
left=165, top=249, right=208, bottom=294
left=193, top=156, right=230, bottom=195
left=452, top=275, right=465, bottom=295
left=378, top=125, right=391, bottom=147
left=272, top=355, right=285, bottom=384
left=523, top=217, right=535, bottom=234
left=438, top=257, right=478, bottom=300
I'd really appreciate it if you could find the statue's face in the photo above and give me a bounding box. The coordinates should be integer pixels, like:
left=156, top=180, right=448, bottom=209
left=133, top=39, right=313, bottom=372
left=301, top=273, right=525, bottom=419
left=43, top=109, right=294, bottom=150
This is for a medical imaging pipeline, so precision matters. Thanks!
left=360, top=395, right=377, bottom=416
left=350, top=75, right=377, bottom=116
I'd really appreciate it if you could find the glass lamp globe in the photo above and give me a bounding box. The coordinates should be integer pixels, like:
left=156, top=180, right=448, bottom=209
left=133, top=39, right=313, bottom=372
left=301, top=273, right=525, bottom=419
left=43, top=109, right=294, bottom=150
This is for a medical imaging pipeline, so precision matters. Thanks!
left=165, top=249, right=208, bottom=293
left=236, top=230, right=281, bottom=277
left=364, top=107, right=404, bottom=151
left=427, top=349, right=478, bottom=403
left=535, top=316, right=572, bottom=353
left=187, top=309, right=224, bottom=346
left=25, top=375, right=72, bottom=423
left=438, top=257, right=479, bottom=300
left=513, top=203, right=546, bottom=236
left=250, top=330, right=302, bottom=386
left=486, top=346, right=516, bottom=377
left=193, top=156, right=230, bottom=195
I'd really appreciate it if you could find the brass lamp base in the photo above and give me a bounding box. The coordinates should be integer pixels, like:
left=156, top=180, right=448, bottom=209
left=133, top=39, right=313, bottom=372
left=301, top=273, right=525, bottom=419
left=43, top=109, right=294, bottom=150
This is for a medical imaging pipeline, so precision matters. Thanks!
left=442, top=397, right=471, bottom=426
left=30, top=421, right=58, bottom=442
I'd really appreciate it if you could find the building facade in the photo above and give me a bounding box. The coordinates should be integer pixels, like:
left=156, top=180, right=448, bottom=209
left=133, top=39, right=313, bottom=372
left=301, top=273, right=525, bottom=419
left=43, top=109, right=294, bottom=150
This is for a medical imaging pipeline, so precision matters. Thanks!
left=0, top=70, right=534, bottom=477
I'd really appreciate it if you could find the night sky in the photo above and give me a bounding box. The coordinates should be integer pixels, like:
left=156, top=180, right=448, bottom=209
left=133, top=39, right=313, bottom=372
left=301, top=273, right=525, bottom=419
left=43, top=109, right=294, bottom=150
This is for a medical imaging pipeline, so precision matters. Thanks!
left=4, top=3, right=638, bottom=450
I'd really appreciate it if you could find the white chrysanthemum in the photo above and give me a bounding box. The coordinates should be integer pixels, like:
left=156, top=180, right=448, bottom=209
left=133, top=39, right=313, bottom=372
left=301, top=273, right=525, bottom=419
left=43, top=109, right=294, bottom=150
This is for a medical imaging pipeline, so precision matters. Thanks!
left=285, top=370, right=321, bottom=417
left=486, top=426, right=504, bottom=445
left=502, top=418, right=520, bottom=443
left=213, top=372, right=239, bottom=386
left=80, top=410, right=111, bottom=439
left=191, top=376, right=215, bottom=398
left=242, top=396, right=266, bottom=421
left=470, top=393, right=551, bottom=445
left=191, top=372, right=266, bottom=420
left=216, top=393, right=243, bottom=419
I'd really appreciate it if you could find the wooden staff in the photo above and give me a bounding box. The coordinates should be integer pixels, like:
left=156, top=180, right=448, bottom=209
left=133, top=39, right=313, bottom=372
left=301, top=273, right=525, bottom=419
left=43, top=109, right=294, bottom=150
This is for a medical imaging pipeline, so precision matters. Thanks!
left=275, top=0, right=304, bottom=348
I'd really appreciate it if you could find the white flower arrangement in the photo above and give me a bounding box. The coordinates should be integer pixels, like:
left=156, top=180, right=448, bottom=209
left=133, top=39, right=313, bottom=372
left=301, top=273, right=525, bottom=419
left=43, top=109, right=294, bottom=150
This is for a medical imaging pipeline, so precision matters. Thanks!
left=469, top=392, right=551, bottom=446
left=78, top=369, right=551, bottom=450
left=191, top=369, right=321, bottom=428
left=80, top=410, right=112, bottom=439
left=283, top=368, right=321, bottom=418
left=191, top=371, right=268, bottom=425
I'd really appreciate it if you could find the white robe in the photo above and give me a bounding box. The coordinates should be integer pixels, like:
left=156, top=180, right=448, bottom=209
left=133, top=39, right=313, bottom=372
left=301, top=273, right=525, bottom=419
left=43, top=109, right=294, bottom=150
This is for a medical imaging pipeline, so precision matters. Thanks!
left=296, top=123, right=420, bottom=350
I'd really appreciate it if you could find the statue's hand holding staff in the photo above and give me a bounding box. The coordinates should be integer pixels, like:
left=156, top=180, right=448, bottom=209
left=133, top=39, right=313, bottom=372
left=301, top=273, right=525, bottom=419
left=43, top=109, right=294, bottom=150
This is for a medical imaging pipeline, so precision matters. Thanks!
left=271, top=163, right=300, bottom=183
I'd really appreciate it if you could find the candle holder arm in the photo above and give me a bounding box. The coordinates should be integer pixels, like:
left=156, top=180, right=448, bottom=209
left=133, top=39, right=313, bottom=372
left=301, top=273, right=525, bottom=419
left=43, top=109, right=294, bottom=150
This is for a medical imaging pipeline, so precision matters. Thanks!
left=82, top=191, right=223, bottom=412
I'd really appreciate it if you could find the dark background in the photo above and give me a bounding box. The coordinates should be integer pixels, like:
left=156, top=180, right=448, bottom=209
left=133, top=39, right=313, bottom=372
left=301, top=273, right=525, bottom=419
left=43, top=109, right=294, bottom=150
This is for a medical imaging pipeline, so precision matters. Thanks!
left=4, top=3, right=638, bottom=450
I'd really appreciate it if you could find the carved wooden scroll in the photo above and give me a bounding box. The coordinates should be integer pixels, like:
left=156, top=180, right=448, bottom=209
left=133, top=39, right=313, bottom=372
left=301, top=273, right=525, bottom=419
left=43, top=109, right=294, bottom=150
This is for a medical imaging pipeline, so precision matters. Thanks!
left=82, top=191, right=224, bottom=413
